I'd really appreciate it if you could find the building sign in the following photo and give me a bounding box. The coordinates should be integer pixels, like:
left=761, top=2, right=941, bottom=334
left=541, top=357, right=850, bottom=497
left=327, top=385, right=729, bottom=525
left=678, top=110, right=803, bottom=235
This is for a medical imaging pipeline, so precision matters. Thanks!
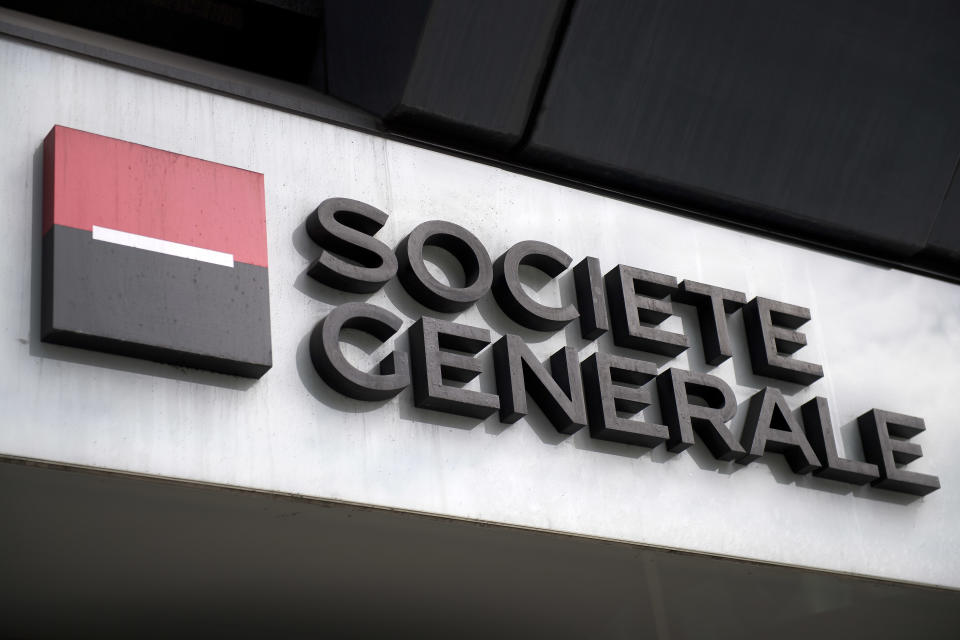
left=36, top=127, right=939, bottom=497
left=41, top=126, right=271, bottom=378
left=306, top=198, right=941, bottom=497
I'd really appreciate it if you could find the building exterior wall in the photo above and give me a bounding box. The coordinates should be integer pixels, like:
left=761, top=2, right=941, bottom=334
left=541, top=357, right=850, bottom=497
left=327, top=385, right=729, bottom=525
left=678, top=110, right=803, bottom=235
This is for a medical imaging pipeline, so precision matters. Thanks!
left=2, top=34, right=958, bottom=590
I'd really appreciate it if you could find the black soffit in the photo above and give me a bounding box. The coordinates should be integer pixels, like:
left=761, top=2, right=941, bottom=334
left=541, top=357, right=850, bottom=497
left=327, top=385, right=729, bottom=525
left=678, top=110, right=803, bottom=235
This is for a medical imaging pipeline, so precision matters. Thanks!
left=522, top=0, right=960, bottom=266
left=323, top=0, right=960, bottom=279
left=3, top=458, right=959, bottom=638
left=325, top=0, right=567, bottom=150
left=4, top=0, right=960, bottom=280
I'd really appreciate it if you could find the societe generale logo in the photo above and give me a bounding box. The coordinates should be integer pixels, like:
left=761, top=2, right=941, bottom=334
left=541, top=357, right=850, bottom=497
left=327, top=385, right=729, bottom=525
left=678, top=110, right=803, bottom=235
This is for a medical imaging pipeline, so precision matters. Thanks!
left=41, top=126, right=272, bottom=378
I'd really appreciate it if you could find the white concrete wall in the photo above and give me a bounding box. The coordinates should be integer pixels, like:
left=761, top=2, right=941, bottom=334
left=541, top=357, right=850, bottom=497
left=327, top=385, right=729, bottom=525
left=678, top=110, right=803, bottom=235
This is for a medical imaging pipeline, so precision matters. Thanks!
left=1, top=35, right=958, bottom=588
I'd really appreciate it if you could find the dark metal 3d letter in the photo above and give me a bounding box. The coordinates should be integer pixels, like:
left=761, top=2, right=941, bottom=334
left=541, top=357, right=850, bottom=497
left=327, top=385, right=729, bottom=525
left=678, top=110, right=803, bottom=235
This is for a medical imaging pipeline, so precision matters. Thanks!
left=742, top=297, right=823, bottom=385
left=310, top=302, right=409, bottom=400
left=801, top=397, right=879, bottom=484
left=656, top=368, right=743, bottom=459
left=396, top=220, right=493, bottom=312
left=605, top=265, right=688, bottom=356
left=672, top=280, right=746, bottom=365
left=573, top=257, right=609, bottom=340
left=492, top=334, right=587, bottom=434
left=306, top=198, right=397, bottom=293
left=493, top=240, right=579, bottom=331
left=858, top=410, right=940, bottom=496
left=581, top=352, right=668, bottom=448
left=738, top=387, right=821, bottom=473
left=408, top=316, right=499, bottom=419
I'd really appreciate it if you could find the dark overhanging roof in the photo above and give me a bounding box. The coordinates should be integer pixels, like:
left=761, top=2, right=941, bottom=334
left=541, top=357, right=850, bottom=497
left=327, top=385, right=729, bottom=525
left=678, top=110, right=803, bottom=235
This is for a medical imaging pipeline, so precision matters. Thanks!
left=2, top=455, right=958, bottom=638
left=3, top=0, right=959, bottom=282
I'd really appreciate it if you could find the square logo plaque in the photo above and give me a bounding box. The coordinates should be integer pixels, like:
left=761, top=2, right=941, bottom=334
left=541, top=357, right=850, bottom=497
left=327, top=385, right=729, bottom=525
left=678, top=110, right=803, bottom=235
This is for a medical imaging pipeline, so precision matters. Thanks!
left=41, top=125, right=272, bottom=378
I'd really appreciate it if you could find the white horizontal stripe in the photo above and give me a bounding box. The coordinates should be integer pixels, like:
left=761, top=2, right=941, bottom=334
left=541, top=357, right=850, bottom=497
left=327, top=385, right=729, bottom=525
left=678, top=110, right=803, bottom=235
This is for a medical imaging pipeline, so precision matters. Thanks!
left=91, top=225, right=234, bottom=268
